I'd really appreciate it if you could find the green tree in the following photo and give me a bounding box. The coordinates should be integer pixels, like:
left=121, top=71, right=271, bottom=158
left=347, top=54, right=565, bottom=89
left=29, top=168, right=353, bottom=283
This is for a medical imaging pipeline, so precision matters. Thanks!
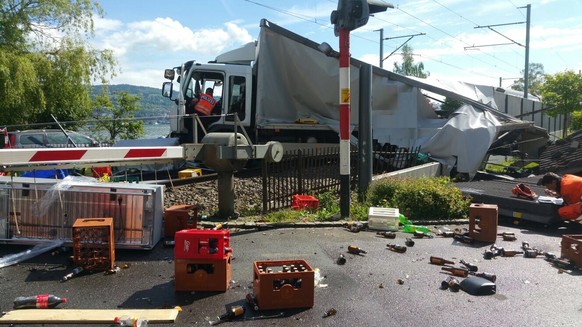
left=393, top=44, right=429, bottom=78
left=511, top=63, right=545, bottom=95
left=93, top=89, right=145, bottom=143
left=0, top=0, right=116, bottom=129
left=539, top=70, right=582, bottom=138
left=439, top=97, right=464, bottom=118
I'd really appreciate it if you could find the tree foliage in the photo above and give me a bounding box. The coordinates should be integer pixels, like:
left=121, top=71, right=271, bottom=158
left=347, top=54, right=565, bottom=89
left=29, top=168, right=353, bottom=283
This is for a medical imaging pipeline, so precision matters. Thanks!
left=92, top=88, right=145, bottom=143
left=511, top=63, right=545, bottom=95
left=393, top=44, right=429, bottom=78
left=539, top=70, right=582, bottom=137
left=0, top=0, right=116, bottom=130
left=439, top=97, right=464, bottom=118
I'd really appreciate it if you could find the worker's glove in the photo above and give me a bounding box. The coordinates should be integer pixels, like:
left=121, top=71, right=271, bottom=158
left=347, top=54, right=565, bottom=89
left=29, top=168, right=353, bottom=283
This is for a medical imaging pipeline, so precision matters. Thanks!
left=512, top=183, right=537, bottom=200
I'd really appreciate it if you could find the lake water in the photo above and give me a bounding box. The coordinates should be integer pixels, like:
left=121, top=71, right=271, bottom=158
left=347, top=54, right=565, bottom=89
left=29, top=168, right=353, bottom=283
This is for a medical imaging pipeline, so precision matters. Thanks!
left=83, top=123, right=172, bottom=142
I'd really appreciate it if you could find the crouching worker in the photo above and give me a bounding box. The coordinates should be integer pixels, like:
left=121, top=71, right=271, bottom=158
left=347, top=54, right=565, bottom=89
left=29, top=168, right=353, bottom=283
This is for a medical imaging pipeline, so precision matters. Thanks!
left=538, top=172, right=582, bottom=223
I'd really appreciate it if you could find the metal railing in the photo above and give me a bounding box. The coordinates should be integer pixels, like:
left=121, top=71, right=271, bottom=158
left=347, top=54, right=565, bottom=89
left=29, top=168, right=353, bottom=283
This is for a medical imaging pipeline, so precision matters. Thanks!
left=261, top=145, right=422, bottom=212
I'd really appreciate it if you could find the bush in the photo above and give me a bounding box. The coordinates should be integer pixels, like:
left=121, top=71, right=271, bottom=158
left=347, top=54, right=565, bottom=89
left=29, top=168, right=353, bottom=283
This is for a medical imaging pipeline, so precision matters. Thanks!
left=367, top=176, right=470, bottom=221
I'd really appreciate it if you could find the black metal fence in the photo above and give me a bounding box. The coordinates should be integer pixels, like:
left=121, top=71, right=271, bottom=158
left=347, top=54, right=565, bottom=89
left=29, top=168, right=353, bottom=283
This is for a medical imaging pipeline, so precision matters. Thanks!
left=261, top=145, right=422, bottom=212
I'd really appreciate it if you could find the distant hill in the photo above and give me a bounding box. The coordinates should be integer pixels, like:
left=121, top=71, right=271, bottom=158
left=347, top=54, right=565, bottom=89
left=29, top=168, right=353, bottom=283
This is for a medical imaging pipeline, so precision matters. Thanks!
left=93, top=84, right=174, bottom=123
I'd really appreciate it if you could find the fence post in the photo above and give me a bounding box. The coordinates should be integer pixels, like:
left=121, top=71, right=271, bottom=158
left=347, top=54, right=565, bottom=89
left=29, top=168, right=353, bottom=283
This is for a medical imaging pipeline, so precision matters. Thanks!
left=262, top=159, right=268, bottom=214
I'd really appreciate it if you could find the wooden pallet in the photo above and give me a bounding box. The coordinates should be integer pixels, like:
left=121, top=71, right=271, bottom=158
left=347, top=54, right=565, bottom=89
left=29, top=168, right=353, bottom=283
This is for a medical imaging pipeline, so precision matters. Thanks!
left=0, top=307, right=181, bottom=324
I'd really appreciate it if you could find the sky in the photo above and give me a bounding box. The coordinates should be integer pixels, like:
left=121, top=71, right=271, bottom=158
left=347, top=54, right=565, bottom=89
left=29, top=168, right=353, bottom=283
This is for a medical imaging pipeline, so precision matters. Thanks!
left=91, top=0, right=582, bottom=89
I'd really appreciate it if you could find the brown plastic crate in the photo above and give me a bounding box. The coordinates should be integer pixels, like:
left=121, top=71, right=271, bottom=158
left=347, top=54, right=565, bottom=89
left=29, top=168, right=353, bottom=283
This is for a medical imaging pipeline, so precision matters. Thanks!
left=469, top=203, right=498, bottom=243
left=164, top=204, right=197, bottom=238
left=561, top=234, right=582, bottom=268
left=253, top=259, right=314, bottom=310
left=174, top=254, right=232, bottom=292
left=72, top=218, right=115, bottom=271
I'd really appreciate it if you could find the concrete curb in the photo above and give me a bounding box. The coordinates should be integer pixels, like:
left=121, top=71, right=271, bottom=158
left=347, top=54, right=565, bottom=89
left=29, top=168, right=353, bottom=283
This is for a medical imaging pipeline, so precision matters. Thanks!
left=198, top=219, right=470, bottom=230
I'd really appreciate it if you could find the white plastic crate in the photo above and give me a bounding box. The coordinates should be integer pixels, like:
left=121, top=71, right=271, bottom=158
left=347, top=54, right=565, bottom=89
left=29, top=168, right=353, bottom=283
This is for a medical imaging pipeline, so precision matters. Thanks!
left=368, top=207, right=399, bottom=231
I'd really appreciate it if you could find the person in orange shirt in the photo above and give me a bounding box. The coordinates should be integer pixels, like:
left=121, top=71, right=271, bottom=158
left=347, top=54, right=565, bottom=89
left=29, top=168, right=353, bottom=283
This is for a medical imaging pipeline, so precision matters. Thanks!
left=193, top=87, right=217, bottom=116
left=539, top=172, right=582, bottom=222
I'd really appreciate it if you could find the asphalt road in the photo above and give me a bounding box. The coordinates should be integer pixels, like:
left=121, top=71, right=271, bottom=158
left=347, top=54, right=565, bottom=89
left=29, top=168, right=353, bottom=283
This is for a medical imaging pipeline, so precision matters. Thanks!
left=1, top=220, right=582, bottom=327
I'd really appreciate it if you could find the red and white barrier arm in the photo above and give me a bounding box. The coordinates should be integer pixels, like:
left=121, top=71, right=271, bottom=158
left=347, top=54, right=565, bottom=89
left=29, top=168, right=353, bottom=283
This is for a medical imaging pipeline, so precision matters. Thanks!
left=0, top=146, right=185, bottom=168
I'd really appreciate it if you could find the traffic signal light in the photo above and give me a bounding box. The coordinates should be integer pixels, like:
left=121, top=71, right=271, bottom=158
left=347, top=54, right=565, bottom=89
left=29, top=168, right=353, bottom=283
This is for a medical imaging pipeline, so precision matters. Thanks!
left=331, top=0, right=393, bottom=35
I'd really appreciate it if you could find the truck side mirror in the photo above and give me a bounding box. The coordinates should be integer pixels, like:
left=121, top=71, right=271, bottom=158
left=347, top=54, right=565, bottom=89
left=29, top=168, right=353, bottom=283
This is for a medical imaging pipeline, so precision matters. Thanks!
left=162, top=82, right=173, bottom=98
left=164, top=69, right=175, bottom=80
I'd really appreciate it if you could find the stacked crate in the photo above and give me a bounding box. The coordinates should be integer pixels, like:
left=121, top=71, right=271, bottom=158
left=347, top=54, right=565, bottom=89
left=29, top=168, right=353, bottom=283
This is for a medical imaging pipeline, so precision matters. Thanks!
left=174, top=229, right=232, bottom=292
left=72, top=218, right=115, bottom=271
left=164, top=204, right=197, bottom=238
left=252, top=259, right=314, bottom=310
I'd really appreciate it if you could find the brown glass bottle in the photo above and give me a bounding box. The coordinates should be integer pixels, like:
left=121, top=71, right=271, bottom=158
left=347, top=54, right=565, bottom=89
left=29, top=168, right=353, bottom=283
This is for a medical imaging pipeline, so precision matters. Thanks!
left=470, top=271, right=497, bottom=282
left=441, top=266, right=468, bottom=277
left=377, top=231, right=396, bottom=239
left=347, top=245, right=367, bottom=255
left=429, top=256, right=454, bottom=266
left=440, top=276, right=461, bottom=292
left=502, top=250, right=524, bottom=257
left=453, top=234, right=474, bottom=244
left=387, top=243, right=407, bottom=253
left=460, top=259, right=478, bottom=272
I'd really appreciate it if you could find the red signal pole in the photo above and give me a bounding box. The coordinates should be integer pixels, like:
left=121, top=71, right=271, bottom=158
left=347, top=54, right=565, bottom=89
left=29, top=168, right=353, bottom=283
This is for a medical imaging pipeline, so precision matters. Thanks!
left=339, top=28, right=351, bottom=219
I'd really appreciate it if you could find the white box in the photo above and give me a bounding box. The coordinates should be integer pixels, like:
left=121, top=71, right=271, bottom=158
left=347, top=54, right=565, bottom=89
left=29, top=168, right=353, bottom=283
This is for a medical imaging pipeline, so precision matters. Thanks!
left=368, top=207, right=400, bottom=231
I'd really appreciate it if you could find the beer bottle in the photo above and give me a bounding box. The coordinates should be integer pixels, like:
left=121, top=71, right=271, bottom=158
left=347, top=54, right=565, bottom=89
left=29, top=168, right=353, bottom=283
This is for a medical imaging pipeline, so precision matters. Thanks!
left=440, top=276, right=461, bottom=292
left=502, top=250, right=523, bottom=257
left=377, top=231, right=396, bottom=239
left=524, top=249, right=539, bottom=258
left=460, top=259, right=478, bottom=272
left=438, top=230, right=455, bottom=238
left=483, top=249, right=495, bottom=260
left=414, top=231, right=433, bottom=238
left=347, top=245, right=367, bottom=255
left=216, top=305, right=245, bottom=323
left=386, top=243, right=407, bottom=253
left=336, top=254, right=347, bottom=265
left=470, top=271, right=497, bottom=282
left=13, top=294, right=67, bottom=309
left=497, top=232, right=515, bottom=237
left=502, top=234, right=517, bottom=241
left=441, top=266, right=468, bottom=277
left=405, top=237, right=415, bottom=247
left=429, top=256, right=454, bottom=266
left=453, top=233, right=474, bottom=244
left=521, top=241, right=530, bottom=251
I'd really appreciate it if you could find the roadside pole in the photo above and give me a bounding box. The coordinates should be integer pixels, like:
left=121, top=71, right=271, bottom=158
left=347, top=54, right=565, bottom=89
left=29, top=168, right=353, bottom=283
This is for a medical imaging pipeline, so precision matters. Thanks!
left=339, top=27, right=351, bottom=219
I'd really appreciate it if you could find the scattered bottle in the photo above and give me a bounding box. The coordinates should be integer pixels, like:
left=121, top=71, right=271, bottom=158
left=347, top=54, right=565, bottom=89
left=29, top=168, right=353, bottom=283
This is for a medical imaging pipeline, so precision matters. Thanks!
left=521, top=241, right=530, bottom=251
left=429, top=256, right=454, bottom=266
left=413, top=231, right=433, bottom=238
left=386, top=243, right=407, bottom=253
left=377, top=231, right=396, bottom=239
left=497, top=232, right=515, bottom=237
left=470, top=271, right=497, bottom=282
left=336, top=254, right=347, bottom=265
left=62, top=267, right=84, bottom=282
left=347, top=245, right=367, bottom=255
left=437, top=230, right=455, bottom=238
left=502, top=234, right=517, bottom=241
left=13, top=294, right=67, bottom=309
left=345, top=222, right=364, bottom=233
left=544, top=252, right=557, bottom=260
left=547, top=257, right=574, bottom=270
left=453, top=234, right=474, bottom=244
left=245, top=293, right=260, bottom=311
left=460, top=259, right=478, bottom=272
left=405, top=238, right=415, bottom=247
left=402, top=224, right=431, bottom=234
left=483, top=249, right=495, bottom=260
left=441, top=266, right=469, bottom=277
left=501, top=250, right=524, bottom=257
left=322, top=308, right=338, bottom=318
left=212, top=305, right=245, bottom=325
left=440, top=276, right=461, bottom=292
left=524, top=249, right=539, bottom=258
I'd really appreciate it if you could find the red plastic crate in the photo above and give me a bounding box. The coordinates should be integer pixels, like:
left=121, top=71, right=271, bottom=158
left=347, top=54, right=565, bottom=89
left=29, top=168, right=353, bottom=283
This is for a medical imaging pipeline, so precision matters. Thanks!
left=291, top=194, right=319, bottom=211
left=164, top=204, right=197, bottom=238
left=174, top=229, right=231, bottom=260
left=72, top=218, right=115, bottom=271
left=253, top=259, right=314, bottom=310
left=561, top=234, right=582, bottom=268
left=174, top=254, right=232, bottom=292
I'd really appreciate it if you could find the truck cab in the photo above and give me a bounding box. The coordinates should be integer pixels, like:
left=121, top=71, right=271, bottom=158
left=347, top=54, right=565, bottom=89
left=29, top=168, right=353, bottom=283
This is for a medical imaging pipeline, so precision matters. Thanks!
left=162, top=60, right=252, bottom=144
